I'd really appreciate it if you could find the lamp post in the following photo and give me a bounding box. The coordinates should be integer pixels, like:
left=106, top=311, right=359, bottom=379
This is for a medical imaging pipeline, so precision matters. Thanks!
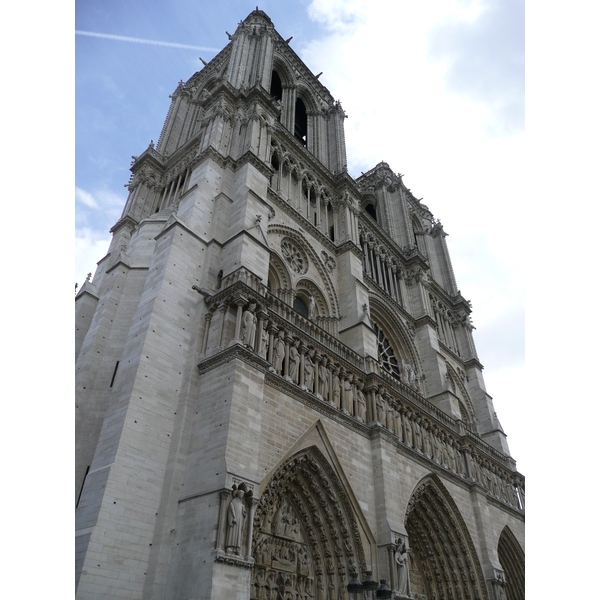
left=347, top=570, right=379, bottom=600
left=347, top=573, right=363, bottom=600
left=362, top=571, right=378, bottom=600
left=376, top=579, right=392, bottom=599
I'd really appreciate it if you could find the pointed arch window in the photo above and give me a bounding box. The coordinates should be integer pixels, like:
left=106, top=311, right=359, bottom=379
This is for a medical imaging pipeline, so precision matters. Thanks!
left=294, top=97, right=307, bottom=146
left=269, top=70, right=283, bottom=101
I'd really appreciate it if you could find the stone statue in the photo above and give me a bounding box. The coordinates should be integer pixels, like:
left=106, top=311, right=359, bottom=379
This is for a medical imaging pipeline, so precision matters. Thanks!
left=423, top=427, right=432, bottom=456
left=407, top=362, right=416, bottom=387
left=260, top=321, right=269, bottom=359
left=344, top=374, right=354, bottom=413
left=404, top=417, right=413, bottom=447
left=273, top=330, right=285, bottom=373
left=386, top=399, right=395, bottom=431
left=308, top=294, right=316, bottom=320
left=241, top=303, right=257, bottom=348
left=289, top=339, right=300, bottom=382
left=318, top=362, right=329, bottom=398
left=332, top=370, right=341, bottom=408
left=226, top=489, right=247, bottom=555
left=304, top=350, right=315, bottom=392
left=413, top=420, right=422, bottom=452
left=395, top=539, right=410, bottom=596
left=376, top=391, right=386, bottom=424
left=356, top=382, right=367, bottom=422
left=401, top=358, right=410, bottom=384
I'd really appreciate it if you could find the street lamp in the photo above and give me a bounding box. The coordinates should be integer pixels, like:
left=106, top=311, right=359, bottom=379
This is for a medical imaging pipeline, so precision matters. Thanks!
left=362, top=571, right=378, bottom=600
left=376, top=579, right=392, bottom=600
left=347, top=573, right=363, bottom=600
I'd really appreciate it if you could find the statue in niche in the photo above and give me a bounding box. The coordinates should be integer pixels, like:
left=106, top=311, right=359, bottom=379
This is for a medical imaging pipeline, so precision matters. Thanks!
left=407, top=362, right=416, bottom=387
left=376, top=391, right=386, bottom=424
left=423, top=427, right=432, bottom=456
left=318, top=362, right=329, bottom=399
left=395, top=539, right=410, bottom=596
left=308, top=294, right=316, bottom=320
left=226, top=488, right=247, bottom=555
left=273, top=330, right=285, bottom=373
left=356, top=381, right=367, bottom=422
left=448, top=440, right=457, bottom=472
left=441, top=438, right=450, bottom=468
left=404, top=417, right=413, bottom=447
left=255, top=569, right=268, bottom=600
left=298, top=548, right=310, bottom=577
left=289, top=339, right=300, bottom=383
left=344, top=374, right=354, bottom=413
left=304, top=350, right=315, bottom=392
left=242, top=303, right=257, bottom=348
left=332, top=370, right=341, bottom=408
left=413, top=420, right=422, bottom=452
left=386, top=398, right=395, bottom=431
left=401, top=358, right=410, bottom=384
left=266, top=571, right=278, bottom=600
left=260, top=320, right=269, bottom=359
left=432, top=432, right=442, bottom=463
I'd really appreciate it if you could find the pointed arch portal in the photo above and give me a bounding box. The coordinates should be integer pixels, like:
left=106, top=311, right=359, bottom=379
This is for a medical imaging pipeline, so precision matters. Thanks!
left=498, top=527, right=525, bottom=600
left=252, top=448, right=367, bottom=600
left=405, top=476, right=488, bottom=600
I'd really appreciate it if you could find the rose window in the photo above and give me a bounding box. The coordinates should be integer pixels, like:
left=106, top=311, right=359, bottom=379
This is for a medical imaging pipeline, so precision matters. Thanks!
left=374, top=323, right=400, bottom=380
left=281, top=238, right=308, bottom=274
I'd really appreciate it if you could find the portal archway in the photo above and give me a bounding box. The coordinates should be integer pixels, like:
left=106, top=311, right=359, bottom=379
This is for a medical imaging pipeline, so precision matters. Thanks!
left=498, top=527, right=525, bottom=600
left=252, top=448, right=367, bottom=600
left=405, top=475, right=488, bottom=600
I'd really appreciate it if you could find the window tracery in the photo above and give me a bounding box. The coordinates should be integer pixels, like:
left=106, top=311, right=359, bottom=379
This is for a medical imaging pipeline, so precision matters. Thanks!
left=373, top=322, right=401, bottom=380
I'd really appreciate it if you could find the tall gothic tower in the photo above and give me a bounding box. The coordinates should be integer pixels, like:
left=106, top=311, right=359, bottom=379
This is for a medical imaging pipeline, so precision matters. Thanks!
left=75, top=10, right=524, bottom=600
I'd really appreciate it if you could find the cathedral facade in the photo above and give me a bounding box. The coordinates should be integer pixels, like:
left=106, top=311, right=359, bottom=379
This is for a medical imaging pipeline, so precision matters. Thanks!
left=75, top=10, right=524, bottom=600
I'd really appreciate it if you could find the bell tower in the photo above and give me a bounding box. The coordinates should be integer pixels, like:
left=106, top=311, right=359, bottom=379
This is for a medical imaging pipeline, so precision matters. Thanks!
left=76, top=9, right=524, bottom=600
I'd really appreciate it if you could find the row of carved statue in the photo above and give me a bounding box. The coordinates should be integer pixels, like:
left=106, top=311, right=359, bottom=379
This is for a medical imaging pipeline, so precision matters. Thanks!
left=234, top=301, right=524, bottom=510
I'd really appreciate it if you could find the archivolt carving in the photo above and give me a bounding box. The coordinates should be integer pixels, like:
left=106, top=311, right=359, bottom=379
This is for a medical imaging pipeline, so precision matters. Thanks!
left=444, top=362, right=475, bottom=424
left=253, top=448, right=366, bottom=600
left=268, top=251, right=292, bottom=294
left=405, top=474, right=488, bottom=600
left=497, top=527, right=525, bottom=600
left=268, top=225, right=340, bottom=319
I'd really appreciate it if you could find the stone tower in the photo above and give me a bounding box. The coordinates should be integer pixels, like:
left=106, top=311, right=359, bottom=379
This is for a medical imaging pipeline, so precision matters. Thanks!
left=75, top=10, right=525, bottom=600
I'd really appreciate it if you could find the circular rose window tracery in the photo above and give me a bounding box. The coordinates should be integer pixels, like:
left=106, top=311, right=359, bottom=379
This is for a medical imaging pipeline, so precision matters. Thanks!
left=373, top=322, right=400, bottom=380
left=280, top=238, right=308, bottom=275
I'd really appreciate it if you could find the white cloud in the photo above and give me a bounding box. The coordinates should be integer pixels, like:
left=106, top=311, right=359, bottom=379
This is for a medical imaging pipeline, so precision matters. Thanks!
left=75, top=227, right=111, bottom=288
left=75, top=186, right=99, bottom=209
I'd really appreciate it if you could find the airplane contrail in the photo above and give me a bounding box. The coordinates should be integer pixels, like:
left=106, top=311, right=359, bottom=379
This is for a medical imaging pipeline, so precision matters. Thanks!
left=76, top=30, right=220, bottom=53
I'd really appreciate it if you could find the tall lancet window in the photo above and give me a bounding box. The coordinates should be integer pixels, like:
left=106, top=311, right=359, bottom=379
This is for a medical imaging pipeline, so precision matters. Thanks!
left=294, top=98, right=307, bottom=146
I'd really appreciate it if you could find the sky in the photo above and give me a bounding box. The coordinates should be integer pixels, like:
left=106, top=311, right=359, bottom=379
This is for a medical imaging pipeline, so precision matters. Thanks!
left=58, top=0, right=597, bottom=595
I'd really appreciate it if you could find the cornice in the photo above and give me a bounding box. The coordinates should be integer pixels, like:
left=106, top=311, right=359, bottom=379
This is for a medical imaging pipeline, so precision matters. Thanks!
left=463, top=357, right=484, bottom=371
left=197, top=343, right=271, bottom=377
left=414, top=314, right=438, bottom=330
left=335, top=239, right=363, bottom=259
left=109, top=215, right=139, bottom=234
